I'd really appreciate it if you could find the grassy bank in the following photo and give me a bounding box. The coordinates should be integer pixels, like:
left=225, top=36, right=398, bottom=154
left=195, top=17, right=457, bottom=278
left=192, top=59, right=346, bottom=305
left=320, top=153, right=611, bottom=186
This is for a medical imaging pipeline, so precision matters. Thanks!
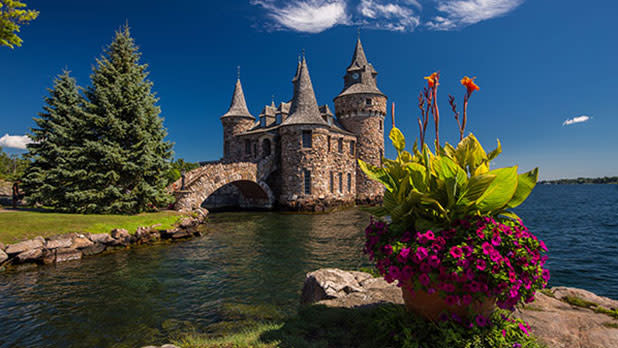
left=0, top=209, right=185, bottom=244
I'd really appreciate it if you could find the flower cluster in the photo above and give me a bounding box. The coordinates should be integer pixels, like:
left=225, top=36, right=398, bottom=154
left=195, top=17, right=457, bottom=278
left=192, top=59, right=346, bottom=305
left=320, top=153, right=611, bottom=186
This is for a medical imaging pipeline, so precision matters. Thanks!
left=364, top=216, right=549, bottom=316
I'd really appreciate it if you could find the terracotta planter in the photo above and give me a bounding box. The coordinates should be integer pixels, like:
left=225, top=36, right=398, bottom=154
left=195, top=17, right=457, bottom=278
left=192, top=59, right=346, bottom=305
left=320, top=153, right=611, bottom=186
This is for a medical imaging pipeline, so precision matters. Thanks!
left=401, top=280, right=495, bottom=321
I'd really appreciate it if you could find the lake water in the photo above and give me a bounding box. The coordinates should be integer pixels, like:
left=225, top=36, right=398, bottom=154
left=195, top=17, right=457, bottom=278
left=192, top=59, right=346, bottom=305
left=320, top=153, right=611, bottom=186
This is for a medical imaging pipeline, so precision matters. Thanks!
left=0, top=185, right=616, bottom=347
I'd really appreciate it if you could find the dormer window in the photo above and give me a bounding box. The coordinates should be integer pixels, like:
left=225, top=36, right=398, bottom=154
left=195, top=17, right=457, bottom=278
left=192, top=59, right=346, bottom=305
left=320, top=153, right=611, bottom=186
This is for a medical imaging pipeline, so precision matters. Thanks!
left=260, top=116, right=266, bottom=127
left=366, top=98, right=372, bottom=106
left=275, top=114, right=282, bottom=124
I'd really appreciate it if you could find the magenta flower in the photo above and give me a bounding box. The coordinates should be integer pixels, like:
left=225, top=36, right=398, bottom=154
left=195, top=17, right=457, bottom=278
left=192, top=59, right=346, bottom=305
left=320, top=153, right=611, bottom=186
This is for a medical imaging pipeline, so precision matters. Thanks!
left=425, top=230, right=435, bottom=241
left=475, top=314, right=488, bottom=327
left=476, top=259, right=487, bottom=271
left=428, top=255, right=441, bottom=268
left=419, top=273, right=431, bottom=286
left=462, top=245, right=473, bottom=257
left=382, top=244, right=393, bottom=256
left=450, top=246, right=464, bottom=259
left=518, top=323, right=529, bottom=336
left=542, top=269, right=551, bottom=282
left=397, top=247, right=411, bottom=263
left=416, top=247, right=428, bottom=261
left=457, top=258, right=470, bottom=269
left=490, top=249, right=502, bottom=262
left=461, top=294, right=473, bottom=305
left=445, top=295, right=458, bottom=306
left=420, top=262, right=432, bottom=274
left=482, top=242, right=493, bottom=255
left=491, top=234, right=501, bottom=246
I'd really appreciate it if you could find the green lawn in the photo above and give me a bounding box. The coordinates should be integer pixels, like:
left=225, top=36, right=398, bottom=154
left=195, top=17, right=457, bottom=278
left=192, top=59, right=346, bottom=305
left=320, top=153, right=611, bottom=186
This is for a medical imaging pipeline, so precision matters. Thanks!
left=0, top=209, right=186, bottom=244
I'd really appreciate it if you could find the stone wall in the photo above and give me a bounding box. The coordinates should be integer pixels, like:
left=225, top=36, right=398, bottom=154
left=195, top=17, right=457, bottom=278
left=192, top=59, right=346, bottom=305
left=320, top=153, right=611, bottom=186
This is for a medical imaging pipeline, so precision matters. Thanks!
left=221, top=117, right=255, bottom=162
left=279, top=125, right=357, bottom=211
left=335, top=93, right=387, bottom=204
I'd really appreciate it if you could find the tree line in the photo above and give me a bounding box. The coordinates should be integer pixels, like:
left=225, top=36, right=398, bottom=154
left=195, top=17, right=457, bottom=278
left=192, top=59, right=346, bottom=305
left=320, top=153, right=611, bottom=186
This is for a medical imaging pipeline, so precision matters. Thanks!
left=538, top=177, right=618, bottom=185
left=19, top=25, right=194, bottom=214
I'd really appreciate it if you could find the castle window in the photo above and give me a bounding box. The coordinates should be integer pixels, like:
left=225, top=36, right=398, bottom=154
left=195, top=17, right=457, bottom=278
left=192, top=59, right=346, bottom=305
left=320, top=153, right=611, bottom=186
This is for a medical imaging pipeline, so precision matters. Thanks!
left=366, top=98, right=372, bottom=106
left=253, top=143, right=257, bottom=158
left=379, top=120, right=383, bottom=131
left=338, top=173, right=343, bottom=193
left=338, top=138, right=343, bottom=153
left=327, top=136, right=331, bottom=152
left=224, top=141, right=229, bottom=157
left=350, top=141, right=355, bottom=156
left=379, top=149, right=383, bottom=165
left=304, top=169, right=311, bottom=195
left=260, top=116, right=266, bottom=127
left=347, top=173, right=352, bottom=192
left=275, top=114, right=282, bottom=124
left=245, top=139, right=251, bottom=155
left=262, top=139, right=271, bottom=157
left=302, top=130, right=312, bottom=148
left=327, top=116, right=333, bottom=126
left=330, top=172, right=334, bottom=193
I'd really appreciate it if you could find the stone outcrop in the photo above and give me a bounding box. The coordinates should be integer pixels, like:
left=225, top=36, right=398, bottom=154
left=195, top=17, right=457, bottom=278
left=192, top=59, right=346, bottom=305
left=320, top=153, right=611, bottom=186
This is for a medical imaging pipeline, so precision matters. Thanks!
left=1, top=209, right=207, bottom=270
left=302, top=269, right=618, bottom=348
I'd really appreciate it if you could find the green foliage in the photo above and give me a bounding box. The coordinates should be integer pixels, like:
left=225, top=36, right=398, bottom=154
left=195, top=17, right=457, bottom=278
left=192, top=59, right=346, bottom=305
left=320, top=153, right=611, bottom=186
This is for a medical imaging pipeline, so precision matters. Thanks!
left=360, top=128, right=539, bottom=232
left=539, top=176, right=618, bottom=185
left=0, top=0, right=38, bottom=48
left=166, top=158, right=200, bottom=186
left=0, top=148, right=28, bottom=181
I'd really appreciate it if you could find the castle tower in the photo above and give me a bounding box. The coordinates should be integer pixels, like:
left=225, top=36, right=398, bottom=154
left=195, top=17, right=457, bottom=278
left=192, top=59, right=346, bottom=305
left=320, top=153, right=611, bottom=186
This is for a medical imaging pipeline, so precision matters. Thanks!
left=220, top=77, right=255, bottom=161
left=334, top=38, right=387, bottom=204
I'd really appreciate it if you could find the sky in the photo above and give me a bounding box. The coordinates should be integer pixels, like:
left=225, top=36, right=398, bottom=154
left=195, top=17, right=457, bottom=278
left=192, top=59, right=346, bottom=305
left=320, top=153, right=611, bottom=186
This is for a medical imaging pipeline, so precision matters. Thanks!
left=0, top=0, right=616, bottom=180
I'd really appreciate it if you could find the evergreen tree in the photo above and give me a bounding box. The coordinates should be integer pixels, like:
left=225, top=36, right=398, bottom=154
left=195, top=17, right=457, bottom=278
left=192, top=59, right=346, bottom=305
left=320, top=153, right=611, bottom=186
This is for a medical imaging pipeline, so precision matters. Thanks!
left=22, top=70, right=87, bottom=209
left=80, top=25, right=173, bottom=214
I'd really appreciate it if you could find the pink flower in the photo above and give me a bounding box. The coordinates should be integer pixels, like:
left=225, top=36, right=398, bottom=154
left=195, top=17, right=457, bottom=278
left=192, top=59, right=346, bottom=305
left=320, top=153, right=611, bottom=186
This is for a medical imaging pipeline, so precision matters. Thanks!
left=461, top=294, right=473, bottom=305
left=425, top=230, right=435, bottom=241
left=539, top=240, right=548, bottom=251
left=400, top=231, right=413, bottom=242
left=519, top=323, right=529, bottom=336
left=419, top=273, right=431, bottom=286
left=476, top=227, right=486, bottom=239
left=462, top=245, right=473, bottom=257
left=401, top=265, right=414, bottom=280
left=482, top=242, right=493, bottom=255
left=542, top=269, right=551, bottom=282
left=491, top=234, right=501, bottom=246
left=420, top=262, right=432, bottom=274
left=388, top=265, right=400, bottom=279
left=382, top=244, right=393, bottom=255
left=445, top=295, right=458, bottom=306
left=475, top=315, right=488, bottom=327
left=397, top=247, right=411, bottom=263
left=428, top=255, right=441, bottom=268
left=450, top=246, right=464, bottom=259
left=457, top=258, right=470, bottom=269
left=476, top=259, right=487, bottom=271
left=416, top=247, right=428, bottom=261
left=490, top=250, right=502, bottom=263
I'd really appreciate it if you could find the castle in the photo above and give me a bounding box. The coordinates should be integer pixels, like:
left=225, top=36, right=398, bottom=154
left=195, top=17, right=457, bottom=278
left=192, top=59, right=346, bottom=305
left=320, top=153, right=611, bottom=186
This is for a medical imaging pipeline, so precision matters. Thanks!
left=211, top=38, right=387, bottom=211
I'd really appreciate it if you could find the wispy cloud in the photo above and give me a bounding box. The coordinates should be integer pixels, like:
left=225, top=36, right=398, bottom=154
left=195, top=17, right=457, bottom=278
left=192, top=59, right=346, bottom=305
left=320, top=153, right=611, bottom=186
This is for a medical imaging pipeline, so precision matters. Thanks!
left=250, top=0, right=349, bottom=33
left=562, top=115, right=591, bottom=126
left=0, top=134, right=33, bottom=150
left=426, top=0, right=525, bottom=30
left=251, top=0, right=525, bottom=33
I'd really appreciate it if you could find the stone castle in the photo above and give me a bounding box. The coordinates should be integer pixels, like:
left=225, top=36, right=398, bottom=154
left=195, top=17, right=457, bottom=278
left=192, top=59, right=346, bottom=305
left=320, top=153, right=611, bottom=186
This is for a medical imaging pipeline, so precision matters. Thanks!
left=173, top=38, right=387, bottom=212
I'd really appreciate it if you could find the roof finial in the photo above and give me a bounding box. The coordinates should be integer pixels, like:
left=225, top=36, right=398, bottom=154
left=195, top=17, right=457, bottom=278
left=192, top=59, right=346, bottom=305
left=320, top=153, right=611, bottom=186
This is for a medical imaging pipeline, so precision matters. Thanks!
left=302, top=48, right=305, bottom=60
left=237, top=65, right=240, bottom=80
left=272, top=94, right=275, bottom=104
left=357, top=26, right=361, bottom=40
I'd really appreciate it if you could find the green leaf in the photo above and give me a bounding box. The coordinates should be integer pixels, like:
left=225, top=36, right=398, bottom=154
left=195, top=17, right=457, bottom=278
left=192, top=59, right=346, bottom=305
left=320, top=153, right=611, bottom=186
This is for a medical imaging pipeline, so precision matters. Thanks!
left=476, top=166, right=519, bottom=213
left=499, top=210, right=521, bottom=220
left=390, top=127, right=406, bottom=152
left=434, top=156, right=467, bottom=187
left=358, top=159, right=395, bottom=191
left=487, top=139, right=502, bottom=162
left=461, top=174, right=496, bottom=203
left=406, top=162, right=427, bottom=192
left=506, top=167, right=539, bottom=208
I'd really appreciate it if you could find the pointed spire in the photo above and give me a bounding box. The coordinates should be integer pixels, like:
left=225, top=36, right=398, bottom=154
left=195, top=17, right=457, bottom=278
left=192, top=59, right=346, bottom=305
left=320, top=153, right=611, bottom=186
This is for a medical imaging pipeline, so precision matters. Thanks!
left=283, top=56, right=327, bottom=126
left=221, top=76, right=254, bottom=119
left=347, top=37, right=369, bottom=71
left=292, top=55, right=302, bottom=83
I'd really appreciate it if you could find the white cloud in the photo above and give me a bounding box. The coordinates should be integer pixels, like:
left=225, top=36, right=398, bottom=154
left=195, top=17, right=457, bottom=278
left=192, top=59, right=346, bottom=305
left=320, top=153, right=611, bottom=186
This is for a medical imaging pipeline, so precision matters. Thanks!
left=251, top=0, right=349, bottom=33
left=357, top=0, right=420, bottom=31
left=562, top=115, right=591, bottom=126
left=0, top=134, right=33, bottom=150
left=426, top=0, right=524, bottom=30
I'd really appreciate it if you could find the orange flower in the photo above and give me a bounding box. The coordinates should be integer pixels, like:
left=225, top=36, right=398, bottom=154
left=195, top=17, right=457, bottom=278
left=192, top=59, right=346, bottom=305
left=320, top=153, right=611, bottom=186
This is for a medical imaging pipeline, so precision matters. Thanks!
left=461, top=76, right=480, bottom=94
left=424, top=72, right=439, bottom=88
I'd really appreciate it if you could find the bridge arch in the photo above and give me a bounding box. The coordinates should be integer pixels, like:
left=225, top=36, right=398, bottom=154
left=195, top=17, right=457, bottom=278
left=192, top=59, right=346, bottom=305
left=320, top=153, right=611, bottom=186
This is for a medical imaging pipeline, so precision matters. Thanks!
left=172, top=162, right=274, bottom=211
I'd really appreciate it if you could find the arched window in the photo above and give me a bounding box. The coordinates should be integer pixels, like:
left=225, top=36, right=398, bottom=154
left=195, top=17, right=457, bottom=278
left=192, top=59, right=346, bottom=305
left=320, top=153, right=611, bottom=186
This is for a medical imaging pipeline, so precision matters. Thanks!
left=262, top=138, right=271, bottom=157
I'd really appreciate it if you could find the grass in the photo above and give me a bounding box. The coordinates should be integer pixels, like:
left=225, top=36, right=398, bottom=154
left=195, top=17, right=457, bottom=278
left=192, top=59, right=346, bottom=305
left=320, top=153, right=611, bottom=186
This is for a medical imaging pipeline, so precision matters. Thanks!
left=562, top=295, right=618, bottom=320
left=170, top=304, right=546, bottom=348
left=538, top=289, right=555, bottom=298
left=602, top=322, right=618, bottom=329
left=0, top=209, right=186, bottom=244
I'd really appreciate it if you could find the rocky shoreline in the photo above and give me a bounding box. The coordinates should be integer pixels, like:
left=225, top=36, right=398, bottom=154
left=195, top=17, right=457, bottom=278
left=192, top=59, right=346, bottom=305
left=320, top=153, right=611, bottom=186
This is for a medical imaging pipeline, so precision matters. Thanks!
left=0, top=208, right=208, bottom=271
left=301, top=268, right=618, bottom=348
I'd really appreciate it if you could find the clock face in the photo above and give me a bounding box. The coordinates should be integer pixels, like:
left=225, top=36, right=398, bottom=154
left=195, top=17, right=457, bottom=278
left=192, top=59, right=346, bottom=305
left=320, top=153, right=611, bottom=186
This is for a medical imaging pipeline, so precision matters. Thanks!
left=352, top=73, right=359, bottom=80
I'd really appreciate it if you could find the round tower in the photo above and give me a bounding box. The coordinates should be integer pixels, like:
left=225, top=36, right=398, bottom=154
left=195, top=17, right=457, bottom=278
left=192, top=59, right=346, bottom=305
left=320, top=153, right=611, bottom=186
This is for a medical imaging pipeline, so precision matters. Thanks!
left=220, top=77, right=255, bottom=161
left=334, top=38, right=387, bottom=204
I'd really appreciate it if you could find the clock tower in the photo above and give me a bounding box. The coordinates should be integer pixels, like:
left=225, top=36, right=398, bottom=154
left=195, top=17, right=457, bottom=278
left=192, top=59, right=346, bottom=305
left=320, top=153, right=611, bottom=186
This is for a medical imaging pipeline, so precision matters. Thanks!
left=334, top=37, right=387, bottom=204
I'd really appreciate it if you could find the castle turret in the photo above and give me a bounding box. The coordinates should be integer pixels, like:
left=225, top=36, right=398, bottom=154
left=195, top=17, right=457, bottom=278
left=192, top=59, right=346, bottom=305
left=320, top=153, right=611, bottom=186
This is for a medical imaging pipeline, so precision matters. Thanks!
left=220, top=77, right=255, bottom=161
left=334, top=38, right=387, bottom=204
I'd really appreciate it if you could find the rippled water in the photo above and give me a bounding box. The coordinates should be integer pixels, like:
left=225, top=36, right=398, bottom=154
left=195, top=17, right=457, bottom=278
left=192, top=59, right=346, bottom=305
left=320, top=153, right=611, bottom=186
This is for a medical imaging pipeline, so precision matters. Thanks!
left=0, top=185, right=617, bottom=347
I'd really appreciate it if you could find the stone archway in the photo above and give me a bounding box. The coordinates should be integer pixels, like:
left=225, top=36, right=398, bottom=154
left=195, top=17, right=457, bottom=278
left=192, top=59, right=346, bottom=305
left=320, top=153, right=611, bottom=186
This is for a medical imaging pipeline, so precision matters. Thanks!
left=202, top=180, right=272, bottom=211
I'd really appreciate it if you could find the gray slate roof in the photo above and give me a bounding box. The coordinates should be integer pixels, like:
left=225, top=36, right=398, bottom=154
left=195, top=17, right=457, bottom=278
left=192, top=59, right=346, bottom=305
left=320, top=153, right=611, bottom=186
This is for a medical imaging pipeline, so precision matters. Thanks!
left=282, top=57, right=328, bottom=126
left=337, top=38, right=385, bottom=98
left=221, top=78, right=254, bottom=119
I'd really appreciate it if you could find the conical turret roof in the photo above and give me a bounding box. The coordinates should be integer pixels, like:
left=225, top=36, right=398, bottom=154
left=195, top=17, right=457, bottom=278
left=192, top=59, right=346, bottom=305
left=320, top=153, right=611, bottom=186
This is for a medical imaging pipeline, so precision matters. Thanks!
left=347, top=38, right=371, bottom=72
left=282, top=57, right=327, bottom=126
left=337, top=37, right=384, bottom=98
left=221, top=78, right=254, bottom=119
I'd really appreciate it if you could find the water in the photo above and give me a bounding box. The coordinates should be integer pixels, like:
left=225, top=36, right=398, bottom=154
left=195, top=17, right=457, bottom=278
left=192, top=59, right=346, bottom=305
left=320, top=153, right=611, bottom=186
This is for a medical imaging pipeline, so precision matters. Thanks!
left=0, top=185, right=617, bottom=347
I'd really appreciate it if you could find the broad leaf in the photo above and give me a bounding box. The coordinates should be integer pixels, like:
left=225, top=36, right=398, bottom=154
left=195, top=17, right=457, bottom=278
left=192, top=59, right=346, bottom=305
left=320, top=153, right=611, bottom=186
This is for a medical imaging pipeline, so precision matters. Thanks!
left=507, top=167, right=539, bottom=208
left=390, top=127, right=406, bottom=152
left=487, top=139, right=502, bottom=162
left=476, top=166, right=519, bottom=213
left=461, top=174, right=496, bottom=203
left=358, top=159, right=395, bottom=192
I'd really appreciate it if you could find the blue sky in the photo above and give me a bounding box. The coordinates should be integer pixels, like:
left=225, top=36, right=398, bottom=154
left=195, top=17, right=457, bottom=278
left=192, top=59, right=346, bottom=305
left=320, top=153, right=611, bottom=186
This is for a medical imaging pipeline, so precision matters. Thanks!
left=0, top=0, right=616, bottom=180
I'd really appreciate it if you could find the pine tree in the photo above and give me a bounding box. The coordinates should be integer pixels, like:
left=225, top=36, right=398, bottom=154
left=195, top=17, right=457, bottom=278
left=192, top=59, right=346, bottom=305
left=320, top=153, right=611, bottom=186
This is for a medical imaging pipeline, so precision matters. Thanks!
left=80, top=24, right=173, bottom=214
left=22, top=70, right=87, bottom=209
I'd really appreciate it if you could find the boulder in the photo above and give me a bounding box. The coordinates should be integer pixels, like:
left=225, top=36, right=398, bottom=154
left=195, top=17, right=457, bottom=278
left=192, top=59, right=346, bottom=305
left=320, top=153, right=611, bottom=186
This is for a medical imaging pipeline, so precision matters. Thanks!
left=178, top=217, right=196, bottom=229
left=0, top=249, right=7, bottom=264
left=71, top=236, right=94, bottom=249
left=110, top=228, right=131, bottom=246
left=81, top=243, right=106, bottom=256
left=15, top=249, right=43, bottom=264
left=42, top=249, right=56, bottom=265
left=45, top=238, right=73, bottom=250
left=88, top=233, right=115, bottom=245
left=301, top=268, right=401, bottom=306
left=301, top=269, right=618, bottom=348
left=5, top=238, right=44, bottom=255
left=0, top=242, right=5, bottom=250
left=170, top=229, right=192, bottom=239
left=135, top=226, right=161, bottom=244
left=55, top=248, right=82, bottom=263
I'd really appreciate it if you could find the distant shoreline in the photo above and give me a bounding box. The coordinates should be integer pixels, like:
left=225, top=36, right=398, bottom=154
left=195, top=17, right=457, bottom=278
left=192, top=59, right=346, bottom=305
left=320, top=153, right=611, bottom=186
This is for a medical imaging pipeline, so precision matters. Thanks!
left=539, top=176, right=618, bottom=185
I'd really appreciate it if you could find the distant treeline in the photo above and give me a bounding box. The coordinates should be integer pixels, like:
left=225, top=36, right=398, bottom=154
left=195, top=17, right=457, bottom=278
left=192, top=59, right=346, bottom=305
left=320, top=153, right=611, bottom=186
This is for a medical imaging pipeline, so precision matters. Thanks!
left=539, top=176, right=618, bottom=185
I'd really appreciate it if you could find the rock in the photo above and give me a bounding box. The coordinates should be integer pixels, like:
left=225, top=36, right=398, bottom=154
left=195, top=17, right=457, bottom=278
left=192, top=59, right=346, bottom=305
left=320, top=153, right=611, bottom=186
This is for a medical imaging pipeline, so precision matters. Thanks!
left=45, top=238, right=73, bottom=249
left=0, top=249, right=7, bottom=264
left=110, top=228, right=131, bottom=246
left=0, top=242, right=5, bottom=250
left=42, top=249, right=56, bottom=264
left=301, top=268, right=400, bottom=306
left=55, top=248, right=82, bottom=263
left=178, top=217, right=196, bottom=229
left=135, top=226, right=161, bottom=244
left=302, top=269, right=618, bottom=348
left=88, top=233, right=114, bottom=245
left=71, top=236, right=94, bottom=249
left=5, top=239, right=44, bottom=255
left=81, top=243, right=106, bottom=256
left=15, top=249, right=43, bottom=263
left=171, top=229, right=192, bottom=239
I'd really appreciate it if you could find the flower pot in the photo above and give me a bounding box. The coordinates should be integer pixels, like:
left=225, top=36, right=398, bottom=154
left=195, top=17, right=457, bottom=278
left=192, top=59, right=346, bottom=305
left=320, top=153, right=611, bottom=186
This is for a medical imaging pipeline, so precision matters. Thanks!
left=401, top=280, right=495, bottom=321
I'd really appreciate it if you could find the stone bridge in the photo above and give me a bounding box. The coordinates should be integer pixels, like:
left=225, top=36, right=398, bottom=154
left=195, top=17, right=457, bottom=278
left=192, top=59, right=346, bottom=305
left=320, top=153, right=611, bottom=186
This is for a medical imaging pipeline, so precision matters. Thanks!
left=170, top=155, right=276, bottom=211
